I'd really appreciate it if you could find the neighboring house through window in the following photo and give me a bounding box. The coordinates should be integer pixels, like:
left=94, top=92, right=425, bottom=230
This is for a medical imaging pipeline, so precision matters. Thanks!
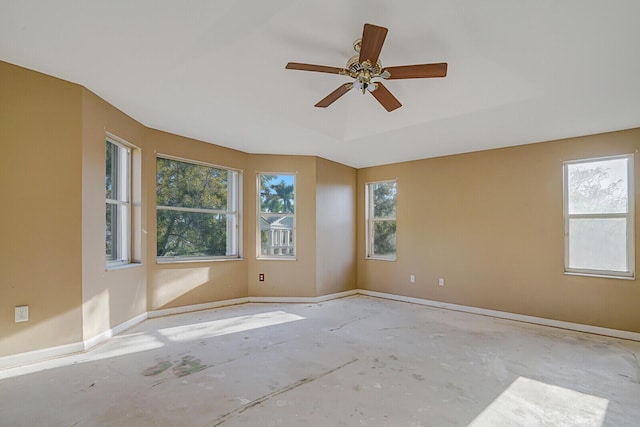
left=366, top=179, right=397, bottom=260
left=105, top=136, right=132, bottom=266
left=258, top=173, right=296, bottom=258
left=563, top=155, right=634, bottom=278
left=156, top=156, right=241, bottom=261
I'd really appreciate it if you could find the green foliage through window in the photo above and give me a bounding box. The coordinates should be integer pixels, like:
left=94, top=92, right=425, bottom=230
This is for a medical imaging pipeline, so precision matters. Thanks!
left=258, top=174, right=295, bottom=257
left=157, top=157, right=240, bottom=259
left=367, top=180, right=397, bottom=259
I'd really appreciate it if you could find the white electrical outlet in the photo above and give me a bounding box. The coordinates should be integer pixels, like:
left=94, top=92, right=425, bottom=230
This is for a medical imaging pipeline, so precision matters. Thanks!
left=410, top=275, right=415, bottom=283
left=438, top=278, right=445, bottom=287
left=15, top=305, right=29, bottom=322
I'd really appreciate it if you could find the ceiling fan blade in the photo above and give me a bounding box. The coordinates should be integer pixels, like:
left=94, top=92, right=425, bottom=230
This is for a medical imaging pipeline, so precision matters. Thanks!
left=370, top=82, right=402, bottom=112
left=315, top=83, right=353, bottom=108
left=383, top=63, right=448, bottom=79
left=358, top=23, right=388, bottom=65
left=286, top=62, right=345, bottom=74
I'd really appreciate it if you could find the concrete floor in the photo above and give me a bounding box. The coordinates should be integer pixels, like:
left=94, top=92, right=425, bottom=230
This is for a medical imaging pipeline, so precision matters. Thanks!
left=1, top=295, right=639, bottom=426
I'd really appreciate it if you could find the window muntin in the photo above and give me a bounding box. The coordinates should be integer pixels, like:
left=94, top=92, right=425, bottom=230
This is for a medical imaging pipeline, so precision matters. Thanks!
left=563, top=155, right=634, bottom=278
left=156, top=157, right=241, bottom=261
left=258, top=174, right=296, bottom=258
left=106, top=138, right=131, bottom=266
left=366, top=180, right=397, bottom=260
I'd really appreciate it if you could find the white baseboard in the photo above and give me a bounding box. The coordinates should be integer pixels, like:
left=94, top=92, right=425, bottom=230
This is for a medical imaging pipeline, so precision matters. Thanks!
left=358, top=289, right=640, bottom=342
left=148, top=297, right=249, bottom=318
left=249, top=289, right=358, bottom=304
left=83, top=312, right=148, bottom=351
left=0, top=341, right=84, bottom=371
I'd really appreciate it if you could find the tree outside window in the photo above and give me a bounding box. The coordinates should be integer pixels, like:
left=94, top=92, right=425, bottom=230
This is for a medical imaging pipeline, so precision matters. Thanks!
left=367, top=180, right=397, bottom=260
left=258, top=174, right=295, bottom=258
left=564, top=155, right=633, bottom=277
left=156, top=157, right=240, bottom=260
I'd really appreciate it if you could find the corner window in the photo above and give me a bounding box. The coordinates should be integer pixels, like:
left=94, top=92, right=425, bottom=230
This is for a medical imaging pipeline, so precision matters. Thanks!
left=563, top=155, right=634, bottom=278
left=156, top=156, right=241, bottom=261
left=258, top=174, right=296, bottom=258
left=106, top=137, right=131, bottom=266
left=366, top=180, right=397, bottom=260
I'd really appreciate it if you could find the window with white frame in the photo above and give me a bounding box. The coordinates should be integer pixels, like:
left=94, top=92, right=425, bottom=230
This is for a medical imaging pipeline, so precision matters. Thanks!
left=105, top=137, right=131, bottom=266
left=563, top=155, right=634, bottom=278
left=366, top=180, right=397, bottom=260
left=156, top=156, right=241, bottom=260
left=258, top=174, right=295, bottom=258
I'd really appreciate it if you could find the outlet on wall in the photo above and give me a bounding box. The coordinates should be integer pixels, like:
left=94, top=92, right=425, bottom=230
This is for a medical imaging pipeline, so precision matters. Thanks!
left=259, top=273, right=265, bottom=282
left=410, top=274, right=415, bottom=283
left=438, top=278, right=445, bottom=287
left=15, top=305, right=29, bottom=322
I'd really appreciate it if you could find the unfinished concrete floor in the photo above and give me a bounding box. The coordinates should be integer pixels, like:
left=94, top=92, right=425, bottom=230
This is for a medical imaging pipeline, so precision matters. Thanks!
left=1, top=295, right=639, bottom=426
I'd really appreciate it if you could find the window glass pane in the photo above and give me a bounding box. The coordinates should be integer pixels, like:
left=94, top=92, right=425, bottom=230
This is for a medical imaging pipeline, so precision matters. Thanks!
left=106, top=203, right=116, bottom=261
left=157, top=210, right=229, bottom=257
left=373, top=182, right=396, bottom=218
left=157, top=158, right=229, bottom=210
left=373, top=220, right=396, bottom=256
left=568, top=218, right=628, bottom=271
left=259, top=174, right=295, bottom=214
left=106, top=141, right=117, bottom=200
left=259, top=215, right=295, bottom=256
left=567, top=158, right=628, bottom=214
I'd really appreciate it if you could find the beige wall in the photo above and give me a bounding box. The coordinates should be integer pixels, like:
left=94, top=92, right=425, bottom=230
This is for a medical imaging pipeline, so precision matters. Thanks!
left=315, top=158, right=357, bottom=296
left=0, top=62, right=84, bottom=356
left=81, top=89, right=147, bottom=341
left=145, top=129, right=249, bottom=310
left=247, top=155, right=318, bottom=297
left=357, top=128, right=640, bottom=333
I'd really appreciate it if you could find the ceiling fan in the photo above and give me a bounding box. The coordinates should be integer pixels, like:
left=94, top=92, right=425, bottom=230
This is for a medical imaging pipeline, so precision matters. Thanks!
left=286, top=23, right=448, bottom=112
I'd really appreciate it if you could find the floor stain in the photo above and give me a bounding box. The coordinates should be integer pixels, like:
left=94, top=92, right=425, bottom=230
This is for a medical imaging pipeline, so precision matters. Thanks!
left=172, top=356, right=208, bottom=377
left=142, top=361, right=172, bottom=376
left=142, top=356, right=208, bottom=378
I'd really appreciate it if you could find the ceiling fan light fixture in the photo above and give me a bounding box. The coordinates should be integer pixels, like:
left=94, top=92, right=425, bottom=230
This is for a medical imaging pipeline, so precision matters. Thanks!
left=285, top=23, right=448, bottom=111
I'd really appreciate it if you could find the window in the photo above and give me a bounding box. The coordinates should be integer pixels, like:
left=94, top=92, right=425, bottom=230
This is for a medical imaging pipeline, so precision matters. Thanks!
left=563, top=155, right=634, bottom=278
left=258, top=174, right=295, bottom=258
left=366, top=180, right=397, bottom=260
left=156, top=156, right=241, bottom=261
left=105, top=137, right=131, bottom=266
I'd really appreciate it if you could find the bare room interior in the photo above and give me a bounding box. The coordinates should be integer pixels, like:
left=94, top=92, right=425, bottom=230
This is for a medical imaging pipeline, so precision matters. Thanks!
left=1, top=1, right=639, bottom=426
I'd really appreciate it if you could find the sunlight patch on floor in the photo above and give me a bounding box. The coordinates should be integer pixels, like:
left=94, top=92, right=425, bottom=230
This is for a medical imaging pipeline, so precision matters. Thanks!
left=157, top=311, right=305, bottom=342
left=468, top=376, right=608, bottom=427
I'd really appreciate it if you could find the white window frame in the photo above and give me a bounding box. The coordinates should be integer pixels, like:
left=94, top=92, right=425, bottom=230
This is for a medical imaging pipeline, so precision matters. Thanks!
left=156, top=155, right=242, bottom=262
left=366, top=179, right=397, bottom=261
left=105, top=136, right=132, bottom=267
left=563, top=154, right=634, bottom=279
left=257, top=173, right=296, bottom=260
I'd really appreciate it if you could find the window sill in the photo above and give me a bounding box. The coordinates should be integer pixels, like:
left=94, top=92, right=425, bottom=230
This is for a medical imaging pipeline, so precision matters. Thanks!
left=564, top=271, right=635, bottom=281
left=257, top=257, right=297, bottom=261
left=106, top=262, right=143, bottom=271
left=366, top=256, right=397, bottom=262
left=157, top=257, right=243, bottom=265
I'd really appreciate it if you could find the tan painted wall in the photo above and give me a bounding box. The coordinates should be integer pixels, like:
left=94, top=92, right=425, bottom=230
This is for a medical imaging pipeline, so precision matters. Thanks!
left=145, top=129, right=249, bottom=310
left=81, top=89, right=147, bottom=341
left=0, top=62, right=84, bottom=356
left=247, top=155, right=317, bottom=297
left=357, top=128, right=640, bottom=333
left=315, top=158, right=357, bottom=296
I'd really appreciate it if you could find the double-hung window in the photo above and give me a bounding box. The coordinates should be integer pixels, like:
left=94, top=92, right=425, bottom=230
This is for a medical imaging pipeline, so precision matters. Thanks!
left=156, top=156, right=241, bottom=261
left=366, top=180, right=397, bottom=260
left=105, top=137, right=131, bottom=266
left=563, top=155, right=634, bottom=278
left=258, top=174, right=296, bottom=258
